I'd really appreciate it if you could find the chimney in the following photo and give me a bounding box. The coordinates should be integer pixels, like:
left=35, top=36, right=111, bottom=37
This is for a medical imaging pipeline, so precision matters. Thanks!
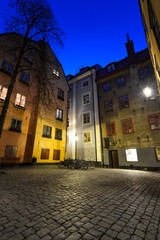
left=125, top=34, right=136, bottom=64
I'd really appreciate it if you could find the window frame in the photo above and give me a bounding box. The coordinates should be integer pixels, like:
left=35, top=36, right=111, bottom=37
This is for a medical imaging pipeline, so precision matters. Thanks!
left=104, top=99, right=113, bottom=112
left=57, top=88, right=64, bottom=100
left=68, top=99, right=71, bottom=110
left=53, top=69, right=60, bottom=78
left=82, top=80, right=89, bottom=88
left=19, top=71, right=30, bottom=85
left=1, top=59, right=13, bottom=75
left=103, top=82, right=111, bottom=91
left=4, top=145, right=18, bottom=158
left=56, top=108, right=63, bottom=121
left=121, top=119, right=134, bottom=134
left=82, top=92, right=90, bottom=105
left=83, top=131, right=92, bottom=144
left=139, top=69, right=149, bottom=79
left=42, top=125, right=52, bottom=138
left=118, top=95, right=129, bottom=109
left=117, top=77, right=126, bottom=87
left=0, top=85, right=8, bottom=101
left=106, top=122, right=116, bottom=136
left=55, top=128, right=62, bottom=140
left=148, top=113, right=160, bottom=130
left=82, top=111, right=91, bottom=125
left=9, top=118, right=22, bottom=133
left=15, top=93, right=26, bottom=109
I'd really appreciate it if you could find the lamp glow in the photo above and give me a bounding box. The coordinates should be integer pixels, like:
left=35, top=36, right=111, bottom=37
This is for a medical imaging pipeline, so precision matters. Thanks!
left=143, top=87, right=152, bottom=97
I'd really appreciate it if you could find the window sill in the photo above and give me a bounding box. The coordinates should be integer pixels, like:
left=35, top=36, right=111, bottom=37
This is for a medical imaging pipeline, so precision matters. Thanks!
left=9, top=128, right=21, bottom=133
left=57, top=96, right=64, bottom=101
left=42, top=135, right=52, bottom=138
left=0, top=98, right=5, bottom=103
left=19, top=79, right=29, bottom=86
left=14, top=105, right=25, bottom=110
left=0, top=68, right=12, bottom=76
left=56, top=118, right=63, bottom=121
left=55, top=137, right=62, bottom=141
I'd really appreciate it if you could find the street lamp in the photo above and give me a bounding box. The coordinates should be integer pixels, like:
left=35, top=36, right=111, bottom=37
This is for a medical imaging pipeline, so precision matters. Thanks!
left=143, top=87, right=152, bottom=98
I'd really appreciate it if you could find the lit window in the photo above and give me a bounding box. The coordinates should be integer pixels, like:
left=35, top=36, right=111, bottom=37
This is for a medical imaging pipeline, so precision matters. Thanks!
left=83, top=112, right=91, bottom=124
left=55, top=128, right=62, bottom=140
left=104, top=99, right=113, bottom=112
left=121, top=119, right=134, bottom=133
left=53, top=69, right=60, bottom=78
left=83, top=93, right=90, bottom=105
left=57, top=88, right=64, bottom=100
left=119, top=95, right=129, bottom=109
left=148, top=113, right=160, bottom=130
left=139, top=69, right=149, bottom=79
left=41, top=148, right=50, bottom=159
left=19, top=72, right=30, bottom=84
left=117, top=77, right=125, bottom=87
left=0, top=85, right=8, bottom=101
left=10, top=118, right=22, bottom=132
left=83, top=132, right=91, bottom=143
left=125, top=149, right=138, bottom=162
left=53, top=149, right=60, bottom=160
left=1, top=60, right=13, bottom=75
left=106, top=122, right=116, bottom=136
left=56, top=108, right=63, bottom=121
left=82, top=80, right=89, bottom=88
left=103, top=83, right=111, bottom=91
left=43, top=125, right=52, bottom=138
left=15, top=93, right=26, bottom=108
left=4, top=145, right=17, bottom=158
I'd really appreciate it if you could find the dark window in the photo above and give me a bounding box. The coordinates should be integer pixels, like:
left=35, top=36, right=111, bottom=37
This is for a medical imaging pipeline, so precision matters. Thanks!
left=104, top=99, right=113, bottom=112
left=108, top=64, right=115, bottom=72
left=53, top=149, right=60, bottom=160
left=9, top=118, right=22, bottom=133
left=106, top=122, right=116, bottom=136
left=56, top=108, right=63, bottom=121
left=43, top=125, right=52, bottom=138
left=103, top=83, right=111, bottom=91
left=0, top=85, right=8, bottom=101
left=41, top=148, right=50, bottom=159
left=1, top=60, right=13, bottom=75
left=19, top=72, right=30, bottom=84
left=83, top=112, right=90, bottom=124
left=117, top=77, right=125, bottom=87
left=55, top=128, right=62, bottom=140
left=4, top=145, right=17, bottom=158
left=67, top=118, right=69, bottom=127
left=57, top=88, right=64, bottom=100
left=119, top=95, right=129, bottom=109
left=83, top=93, right=90, bottom=105
left=82, top=80, right=89, bottom=88
left=139, top=69, right=149, bottom=79
left=68, top=100, right=71, bottom=110
left=148, top=113, right=160, bottom=130
left=121, top=119, right=134, bottom=133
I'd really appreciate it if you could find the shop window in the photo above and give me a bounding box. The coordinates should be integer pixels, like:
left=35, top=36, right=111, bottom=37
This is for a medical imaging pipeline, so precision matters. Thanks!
left=4, top=145, right=17, bottom=158
left=9, top=118, right=22, bottom=132
left=53, top=149, right=60, bottom=160
left=43, top=125, right=52, bottom=138
left=0, top=85, right=8, bottom=101
left=148, top=113, right=160, bottom=130
left=56, top=108, right=63, bottom=121
left=15, top=93, right=26, bottom=108
left=119, top=95, right=129, bottom=109
left=55, top=128, right=62, bottom=140
left=121, top=119, right=134, bottom=133
left=104, top=99, right=113, bottom=112
left=41, top=148, right=50, bottom=159
left=106, top=122, right=116, bottom=136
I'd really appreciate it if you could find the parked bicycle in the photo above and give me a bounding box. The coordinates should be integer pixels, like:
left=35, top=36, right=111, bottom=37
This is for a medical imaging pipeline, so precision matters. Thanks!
left=69, top=159, right=88, bottom=170
left=58, top=158, right=74, bottom=169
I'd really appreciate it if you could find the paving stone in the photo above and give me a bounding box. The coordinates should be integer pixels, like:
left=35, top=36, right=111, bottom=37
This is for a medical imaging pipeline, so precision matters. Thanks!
left=65, top=232, right=81, bottom=240
left=117, top=231, right=130, bottom=240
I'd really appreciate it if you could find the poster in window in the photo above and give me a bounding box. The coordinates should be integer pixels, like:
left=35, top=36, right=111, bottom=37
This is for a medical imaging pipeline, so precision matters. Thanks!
left=125, top=149, right=138, bottom=162
left=155, top=147, right=160, bottom=161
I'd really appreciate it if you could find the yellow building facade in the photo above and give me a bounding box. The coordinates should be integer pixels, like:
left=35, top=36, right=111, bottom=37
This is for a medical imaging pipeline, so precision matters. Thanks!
left=139, top=0, right=160, bottom=94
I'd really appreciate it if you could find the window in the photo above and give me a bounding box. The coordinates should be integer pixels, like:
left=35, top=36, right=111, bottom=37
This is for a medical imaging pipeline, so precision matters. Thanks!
left=83, top=132, right=91, bottom=143
left=83, top=112, right=91, bottom=124
left=119, top=95, right=129, bottom=109
left=139, top=69, right=149, bottom=79
left=19, top=72, right=30, bottom=84
left=83, top=93, right=90, bottom=105
left=57, top=88, right=64, bottom=100
left=53, top=149, right=60, bottom=160
left=0, top=85, right=7, bottom=101
left=43, top=125, right=52, bottom=138
left=117, top=77, right=125, bottom=87
left=68, top=99, right=71, bottom=110
left=4, top=145, right=17, bottom=158
left=15, top=93, right=26, bottom=108
left=67, top=118, right=69, bottom=127
left=103, top=83, right=111, bottom=91
left=106, top=122, right=116, bottom=136
left=9, top=118, right=22, bottom=132
left=125, top=149, right=138, bottom=162
left=148, top=113, right=160, bottom=130
left=82, top=80, right=89, bottom=88
left=1, top=60, right=13, bottom=75
left=53, top=69, right=60, bottom=78
left=55, top=128, right=62, bottom=140
left=108, top=64, right=115, bottom=72
left=56, top=108, right=63, bottom=121
left=104, top=99, right=113, bottom=112
left=121, top=119, right=134, bottom=133
left=41, top=148, right=50, bottom=159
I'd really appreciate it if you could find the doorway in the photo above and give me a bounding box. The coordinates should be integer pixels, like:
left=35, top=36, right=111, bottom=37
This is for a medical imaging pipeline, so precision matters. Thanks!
left=109, top=150, right=119, bottom=168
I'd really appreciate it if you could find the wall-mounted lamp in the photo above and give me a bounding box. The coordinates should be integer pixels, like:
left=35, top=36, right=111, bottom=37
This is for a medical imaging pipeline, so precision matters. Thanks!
left=146, top=135, right=149, bottom=142
left=137, top=136, right=140, bottom=140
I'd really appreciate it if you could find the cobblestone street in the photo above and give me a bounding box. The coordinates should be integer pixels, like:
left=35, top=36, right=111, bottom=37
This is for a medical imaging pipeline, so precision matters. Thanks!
left=0, top=166, right=160, bottom=240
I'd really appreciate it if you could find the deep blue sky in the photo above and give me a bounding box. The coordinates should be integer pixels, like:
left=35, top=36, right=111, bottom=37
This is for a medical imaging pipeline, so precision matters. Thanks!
left=0, top=0, right=147, bottom=76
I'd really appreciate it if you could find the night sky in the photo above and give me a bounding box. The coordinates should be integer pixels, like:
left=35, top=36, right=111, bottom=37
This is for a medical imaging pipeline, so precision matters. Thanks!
left=0, top=0, right=147, bottom=76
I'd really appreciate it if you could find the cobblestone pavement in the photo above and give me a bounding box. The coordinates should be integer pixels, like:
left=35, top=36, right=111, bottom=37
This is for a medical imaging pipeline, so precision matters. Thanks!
left=0, top=167, right=160, bottom=240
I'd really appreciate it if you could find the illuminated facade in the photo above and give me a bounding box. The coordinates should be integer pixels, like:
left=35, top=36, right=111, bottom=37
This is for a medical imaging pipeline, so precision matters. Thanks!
left=66, top=65, right=102, bottom=165
left=139, top=0, right=160, bottom=94
left=97, top=38, right=160, bottom=169
left=0, top=33, right=69, bottom=165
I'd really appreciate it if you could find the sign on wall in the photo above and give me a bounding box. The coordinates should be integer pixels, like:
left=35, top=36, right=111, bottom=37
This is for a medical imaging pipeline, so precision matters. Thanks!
left=125, top=149, right=138, bottom=162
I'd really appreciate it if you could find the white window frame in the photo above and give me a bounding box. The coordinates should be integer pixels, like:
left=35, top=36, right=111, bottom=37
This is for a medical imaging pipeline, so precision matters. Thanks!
left=82, top=111, right=91, bottom=125
left=82, top=92, right=90, bottom=105
left=56, top=108, right=63, bottom=121
left=0, top=85, right=8, bottom=101
left=82, top=79, right=90, bottom=89
left=83, top=131, right=92, bottom=144
left=10, top=118, right=22, bottom=132
left=15, top=93, right=26, bottom=108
